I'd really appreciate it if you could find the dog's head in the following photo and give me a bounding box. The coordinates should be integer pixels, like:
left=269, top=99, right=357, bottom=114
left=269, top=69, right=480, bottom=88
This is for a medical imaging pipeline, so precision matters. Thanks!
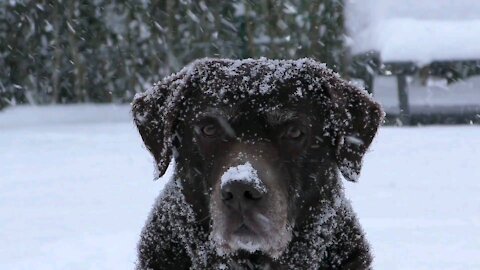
left=132, top=58, right=383, bottom=259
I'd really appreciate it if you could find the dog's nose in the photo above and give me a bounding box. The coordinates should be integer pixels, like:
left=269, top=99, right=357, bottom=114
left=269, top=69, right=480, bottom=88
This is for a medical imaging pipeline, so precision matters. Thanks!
left=221, top=181, right=263, bottom=209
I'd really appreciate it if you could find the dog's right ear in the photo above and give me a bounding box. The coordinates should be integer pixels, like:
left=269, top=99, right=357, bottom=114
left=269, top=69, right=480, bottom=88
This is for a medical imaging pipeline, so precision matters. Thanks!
left=132, top=85, right=173, bottom=179
left=131, top=61, right=204, bottom=179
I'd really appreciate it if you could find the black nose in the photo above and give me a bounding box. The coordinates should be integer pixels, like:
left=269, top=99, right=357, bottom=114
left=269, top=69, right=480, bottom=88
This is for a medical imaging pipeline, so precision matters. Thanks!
left=221, top=181, right=264, bottom=211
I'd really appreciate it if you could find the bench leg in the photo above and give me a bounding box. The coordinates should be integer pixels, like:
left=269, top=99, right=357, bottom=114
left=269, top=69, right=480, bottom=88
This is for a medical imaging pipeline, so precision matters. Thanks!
left=365, top=72, right=375, bottom=95
left=397, top=75, right=411, bottom=125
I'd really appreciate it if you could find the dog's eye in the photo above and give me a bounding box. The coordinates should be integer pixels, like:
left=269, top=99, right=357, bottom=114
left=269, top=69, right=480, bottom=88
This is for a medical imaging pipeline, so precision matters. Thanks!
left=284, top=126, right=303, bottom=139
left=201, top=124, right=218, bottom=137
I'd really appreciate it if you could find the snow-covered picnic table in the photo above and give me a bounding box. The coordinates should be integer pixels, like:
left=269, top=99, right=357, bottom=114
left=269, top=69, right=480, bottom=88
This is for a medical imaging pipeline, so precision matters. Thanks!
left=346, top=0, right=480, bottom=124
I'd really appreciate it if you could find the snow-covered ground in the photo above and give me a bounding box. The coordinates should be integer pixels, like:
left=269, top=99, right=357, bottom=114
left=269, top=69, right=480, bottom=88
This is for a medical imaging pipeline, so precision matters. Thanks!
left=1, top=105, right=479, bottom=269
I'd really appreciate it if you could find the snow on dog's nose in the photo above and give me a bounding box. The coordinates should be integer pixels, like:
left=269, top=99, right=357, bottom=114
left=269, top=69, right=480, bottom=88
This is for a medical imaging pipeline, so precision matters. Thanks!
left=220, top=162, right=267, bottom=211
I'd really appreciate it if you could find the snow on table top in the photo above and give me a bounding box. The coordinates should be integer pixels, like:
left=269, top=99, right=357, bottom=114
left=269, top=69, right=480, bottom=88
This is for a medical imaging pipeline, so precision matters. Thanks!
left=346, top=0, right=480, bottom=64
left=351, top=18, right=480, bottom=64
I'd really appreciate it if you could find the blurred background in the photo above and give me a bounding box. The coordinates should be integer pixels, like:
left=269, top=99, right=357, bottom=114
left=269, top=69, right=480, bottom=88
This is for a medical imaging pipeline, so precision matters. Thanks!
left=1, top=0, right=479, bottom=124
left=1, top=1, right=479, bottom=270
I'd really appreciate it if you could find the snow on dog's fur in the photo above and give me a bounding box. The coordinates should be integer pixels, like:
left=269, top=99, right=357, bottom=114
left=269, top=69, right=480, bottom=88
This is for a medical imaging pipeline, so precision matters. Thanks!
left=132, top=58, right=383, bottom=269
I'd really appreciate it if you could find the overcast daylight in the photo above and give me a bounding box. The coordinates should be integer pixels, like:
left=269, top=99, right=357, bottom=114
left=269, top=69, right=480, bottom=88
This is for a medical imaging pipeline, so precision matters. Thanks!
left=1, top=1, right=479, bottom=269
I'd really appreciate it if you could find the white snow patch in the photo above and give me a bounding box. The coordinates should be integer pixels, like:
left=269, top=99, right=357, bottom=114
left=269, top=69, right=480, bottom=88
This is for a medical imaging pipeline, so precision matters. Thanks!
left=220, top=162, right=266, bottom=193
left=232, top=237, right=262, bottom=253
left=345, top=135, right=364, bottom=146
left=355, top=19, right=480, bottom=63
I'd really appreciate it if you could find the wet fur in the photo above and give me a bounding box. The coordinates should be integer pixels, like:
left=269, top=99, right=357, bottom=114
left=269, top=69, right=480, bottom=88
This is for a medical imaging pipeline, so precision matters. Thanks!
left=132, top=58, right=383, bottom=269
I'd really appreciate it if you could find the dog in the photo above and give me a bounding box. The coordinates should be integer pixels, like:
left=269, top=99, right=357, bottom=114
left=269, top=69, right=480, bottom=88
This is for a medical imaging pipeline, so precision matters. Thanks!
left=132, top=58, right=383, bottom=269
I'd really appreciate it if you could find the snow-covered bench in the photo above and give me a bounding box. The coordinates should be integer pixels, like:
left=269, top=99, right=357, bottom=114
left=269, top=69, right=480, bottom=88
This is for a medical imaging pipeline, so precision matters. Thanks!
left=347, top=8, right=480, bottom=124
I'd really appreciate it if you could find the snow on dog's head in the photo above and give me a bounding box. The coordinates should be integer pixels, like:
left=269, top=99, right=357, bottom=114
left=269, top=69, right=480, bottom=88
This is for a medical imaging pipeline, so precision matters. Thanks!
left=132, top=58, right=383, bottom=267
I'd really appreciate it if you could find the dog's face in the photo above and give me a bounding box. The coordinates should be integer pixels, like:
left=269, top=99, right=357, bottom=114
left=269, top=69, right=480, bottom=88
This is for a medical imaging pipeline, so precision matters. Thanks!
left=185, top=94, right=331, bottom=258
left=132, top=58, right=383, bottom=259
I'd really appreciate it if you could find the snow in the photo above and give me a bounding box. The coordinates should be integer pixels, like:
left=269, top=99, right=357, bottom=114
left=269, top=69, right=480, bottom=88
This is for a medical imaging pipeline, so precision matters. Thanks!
left=352, top=19, right=480, bottom=63
left=0, top=105, right=166, bottom=270
left=1, top=104, right=480, bottom=269
left=220, top=162, right=266, bottom=193
left=233, top=238, right=261, bottom=253
left=0, top=104, right=130, bottom=129
left=345, top=126, right=480, bottom=269
left=142, top=57, right=332, bottom=102
left=347, top=0, right=480, bottom=63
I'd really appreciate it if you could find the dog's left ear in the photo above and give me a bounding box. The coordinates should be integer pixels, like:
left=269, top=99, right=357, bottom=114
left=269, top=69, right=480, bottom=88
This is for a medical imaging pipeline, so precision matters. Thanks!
left=327, top=79, right=384, bottom=182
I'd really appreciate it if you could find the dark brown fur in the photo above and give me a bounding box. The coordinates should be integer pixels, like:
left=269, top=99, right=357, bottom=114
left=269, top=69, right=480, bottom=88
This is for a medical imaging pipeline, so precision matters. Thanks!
left=132, top=58, right=383, bottom=269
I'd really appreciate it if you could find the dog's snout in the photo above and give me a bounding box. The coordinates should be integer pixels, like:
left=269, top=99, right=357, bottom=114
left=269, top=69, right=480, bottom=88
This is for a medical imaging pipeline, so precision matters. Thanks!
left=221, top=181, right=263, bottom=209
